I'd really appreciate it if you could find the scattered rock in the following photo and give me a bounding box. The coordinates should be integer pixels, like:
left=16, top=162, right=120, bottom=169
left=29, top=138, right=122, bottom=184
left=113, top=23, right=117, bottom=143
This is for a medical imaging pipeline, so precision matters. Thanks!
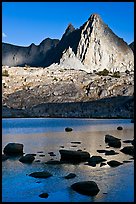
left=105, top=150, right=119, bottom=155
left=87, top=156, right=106, bottom=166
left=100, top=162, right=106, bottom=167
left=97, top=150, right=106, bottom=153
left=71, top=181, right=100, bottom=196
left=48, top=152, right=56, bottom=156
left=123, top=139, right=134, bottom=145
left=71, top=142, right=81, bottom=144
left=39, top=154, right=45, bottom=157
left=108, top=140, right=121, bottom=148
left=65, top=127, right=73, bottom=132
left=105, top=135, right=121, bottom=148
left=123, top=160, right=132, bottom=163
left=59, top=149, right=90, bottom=163
left=29, top=171, right=52, bottom=178
left=97, top=149, right=118, bottom=155
left=3, top=143, right=24, bottom=156
left=107, top=160, right=123, bottom=167
left=2, top=154, right=9, bottom=161
left=19, top=154, right=35, bottom=163
left=105, top=134, right=121, bottom=143
left=64, top=173, right=76, bottom=179
left=39, top=193, right=49, bottom=198
left=117, top=126, right=123, bottom=130
left=120, top=146, right=134, bottom=156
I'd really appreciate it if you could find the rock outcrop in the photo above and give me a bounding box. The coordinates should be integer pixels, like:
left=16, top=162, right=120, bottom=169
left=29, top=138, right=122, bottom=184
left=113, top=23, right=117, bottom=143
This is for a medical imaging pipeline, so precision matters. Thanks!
left=129, top=42, right=134, bottom=52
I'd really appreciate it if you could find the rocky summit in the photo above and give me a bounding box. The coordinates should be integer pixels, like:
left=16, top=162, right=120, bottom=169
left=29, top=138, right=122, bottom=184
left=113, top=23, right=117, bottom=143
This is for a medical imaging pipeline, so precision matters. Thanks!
left=2, top=13, right=134, bottom=118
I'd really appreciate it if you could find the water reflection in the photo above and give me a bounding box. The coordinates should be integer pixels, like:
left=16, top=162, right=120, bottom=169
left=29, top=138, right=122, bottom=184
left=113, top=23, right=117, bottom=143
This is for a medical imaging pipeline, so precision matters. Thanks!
left=2, top=118, right=134, bottom=202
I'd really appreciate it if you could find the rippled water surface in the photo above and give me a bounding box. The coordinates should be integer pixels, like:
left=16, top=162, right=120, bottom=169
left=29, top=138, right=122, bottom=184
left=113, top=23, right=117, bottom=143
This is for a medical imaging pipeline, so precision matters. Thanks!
left=2, top=118, right=134, bottom=202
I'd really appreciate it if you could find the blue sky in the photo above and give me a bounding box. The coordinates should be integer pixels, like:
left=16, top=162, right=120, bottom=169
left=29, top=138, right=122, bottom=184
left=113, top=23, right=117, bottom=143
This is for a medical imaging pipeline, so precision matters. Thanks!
left=2, top=2, right=134, bottom=46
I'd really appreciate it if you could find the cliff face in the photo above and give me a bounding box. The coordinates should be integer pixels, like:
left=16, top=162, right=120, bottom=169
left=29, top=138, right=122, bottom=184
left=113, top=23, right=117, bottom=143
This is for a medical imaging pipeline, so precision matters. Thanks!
left=2, top=38, right=59, bottom=67
left=2, top=13, right=134, bottom=73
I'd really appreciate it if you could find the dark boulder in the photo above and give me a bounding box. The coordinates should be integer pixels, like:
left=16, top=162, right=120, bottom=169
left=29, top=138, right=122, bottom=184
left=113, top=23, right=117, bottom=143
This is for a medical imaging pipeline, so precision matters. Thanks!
left=120, top=146, right=134, bottom=156
left=105, top=150, right=119, bottom=155
left=97, top=149, right=119, bottom=155
left=105, top=134, right=121, bottom=143
left=108, top=140, right=121, bottom=148
left=64, top=173, right=76, bottom=179
left=97, top=150, right=106, bottom=153
left=71, top=181, right=100, bottom=196
left=39, top=193, right=49, bottom=198
left=3, top=143, right=23, bottom=156
left=105, top=135, right=121, bottom=148
left=19, top=154, right=35, bottom=163
left=117, top=126, right=123, bottom=130
left=87, top=156, right=106, bottom=166
left=59, top=149, right=90, bottom=163
left=2, top=154, right=9, bottom=161
left=107, top=160, right=123, bottom=167
left=29, top=171, right=52, bottom=178
left=65, top=127, right=73, bottom=132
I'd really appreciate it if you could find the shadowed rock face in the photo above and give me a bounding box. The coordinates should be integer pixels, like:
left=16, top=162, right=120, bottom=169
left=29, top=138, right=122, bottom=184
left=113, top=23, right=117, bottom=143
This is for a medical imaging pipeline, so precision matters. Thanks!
left=2, top=13, right=134, bottom=72
left=2, top=38, right=59, bottom=67
left=129, top=42, right=134, bottom=52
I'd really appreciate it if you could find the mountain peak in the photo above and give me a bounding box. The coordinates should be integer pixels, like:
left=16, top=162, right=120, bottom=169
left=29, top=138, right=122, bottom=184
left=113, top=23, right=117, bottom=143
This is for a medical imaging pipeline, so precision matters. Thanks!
left=62, top=23, right=75, bottom=38
left=66, top=23, right=75, bottom=31
left=88, top=13, right=101, bottom=21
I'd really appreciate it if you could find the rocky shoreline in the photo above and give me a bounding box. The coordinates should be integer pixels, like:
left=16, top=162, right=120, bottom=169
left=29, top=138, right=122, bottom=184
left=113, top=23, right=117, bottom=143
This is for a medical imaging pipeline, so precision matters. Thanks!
left=2, top=95, right=134, bottom=118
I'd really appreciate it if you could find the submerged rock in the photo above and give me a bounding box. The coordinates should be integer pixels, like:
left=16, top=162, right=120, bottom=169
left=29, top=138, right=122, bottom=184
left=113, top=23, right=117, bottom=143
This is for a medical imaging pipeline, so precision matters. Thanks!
left=59, top=149, right=90, bottom=163
left=71, top=181, right=100, bottom=196
left=29, top=171, right=52, bottom=178
left=2, top=154, right=9, bottom=161
left=39, top=193, right=49, bottom=198
left=64, top=173, right=76, bottom=179
left=19, top=154, right=35, bottom=163
left=107, top=160, right=123, bottom=167
left=3, top=143, right=24, bottom=156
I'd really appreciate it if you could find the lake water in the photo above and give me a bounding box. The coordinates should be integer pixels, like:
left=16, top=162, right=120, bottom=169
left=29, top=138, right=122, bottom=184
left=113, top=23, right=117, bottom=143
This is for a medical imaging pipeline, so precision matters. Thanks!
left=2, top=118, right=134, bottom=202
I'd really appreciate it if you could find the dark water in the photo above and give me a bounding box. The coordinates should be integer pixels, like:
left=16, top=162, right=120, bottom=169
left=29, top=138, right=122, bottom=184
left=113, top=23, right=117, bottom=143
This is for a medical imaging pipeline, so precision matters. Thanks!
left=2, top=118, right=134, bottom=202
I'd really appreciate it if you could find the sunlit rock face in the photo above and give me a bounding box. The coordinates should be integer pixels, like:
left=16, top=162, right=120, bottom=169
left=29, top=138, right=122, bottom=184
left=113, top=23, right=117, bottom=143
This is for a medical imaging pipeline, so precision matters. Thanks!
left=61, top=14, right=134, bottom=73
